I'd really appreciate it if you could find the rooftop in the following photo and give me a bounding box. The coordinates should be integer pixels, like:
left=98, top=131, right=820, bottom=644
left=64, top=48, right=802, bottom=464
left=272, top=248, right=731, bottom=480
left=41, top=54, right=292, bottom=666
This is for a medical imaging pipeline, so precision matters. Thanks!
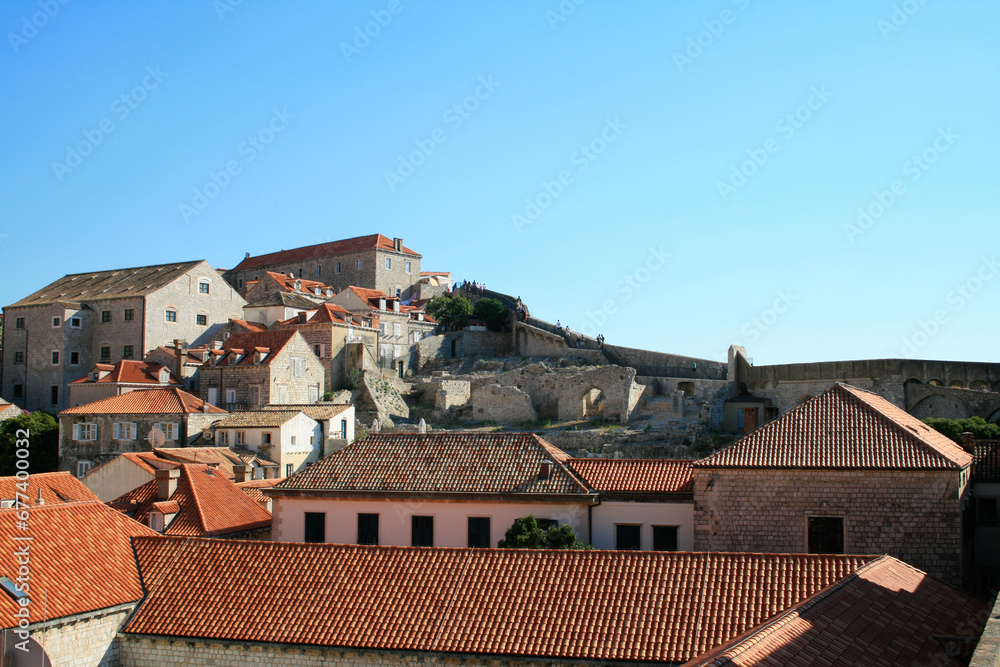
left=0, top=472, right=100, bottom=506
left=205, top=329, right=299, bottom=367
left=69, top=359, right=179, bottom=385
left=233, top=234, right=419, bottom=272
left=59, top=387, right=227, bottom=415
left=569, top=458, right=694, bottom=494
left=213, top=410, right=310, bottom=429
left=973, top=439, right=1000, bottom=482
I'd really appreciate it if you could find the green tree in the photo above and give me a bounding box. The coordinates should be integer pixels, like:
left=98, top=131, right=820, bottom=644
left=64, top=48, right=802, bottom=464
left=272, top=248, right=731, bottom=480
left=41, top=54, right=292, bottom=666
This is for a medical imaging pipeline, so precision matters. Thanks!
left=923, top=416, right=1000, bottom=444
left=426, top=295, right=473, bottom=330
left=473, top=298, right=507, bottom=332
left=498, top=515, right=590, bottom=549
left=0, top=412, right=60, bottom=476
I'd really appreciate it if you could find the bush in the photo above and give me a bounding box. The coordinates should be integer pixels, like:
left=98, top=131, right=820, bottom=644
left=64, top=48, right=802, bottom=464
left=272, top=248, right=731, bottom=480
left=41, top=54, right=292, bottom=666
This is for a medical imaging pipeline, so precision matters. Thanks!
left=426, top=295, right=473, bottom=330
left=344, top=369, right=364, bottom=390
left=472, top=298, right=507, bottom=332
left=498, top=515, right=590, bottom=549
left=924, top=416, right=1000, bottom=443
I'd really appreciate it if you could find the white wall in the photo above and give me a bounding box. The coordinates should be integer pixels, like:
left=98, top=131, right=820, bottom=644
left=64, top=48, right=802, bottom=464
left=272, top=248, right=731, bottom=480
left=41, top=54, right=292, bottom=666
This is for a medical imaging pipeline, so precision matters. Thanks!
left=216, top=412, right=322, bottom=476
left=82, top=457, right=154, bottom=502
left=272, top=497, right=590, bottom=547
left=591, top=501, right=694, bottom=551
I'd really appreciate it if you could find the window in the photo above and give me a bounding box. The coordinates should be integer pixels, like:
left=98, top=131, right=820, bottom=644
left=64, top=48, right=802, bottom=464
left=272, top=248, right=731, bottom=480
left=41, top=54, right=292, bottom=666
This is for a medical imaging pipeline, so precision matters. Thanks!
left=149, top=512, right=164, bottom=532
left=616, top=524, right=642, bottom=550
left=536, top=518, right=558, bottom=531
left=76, top=460, right=91, bottom=478
left=291, top=436, right=297, bottom=445
left=405, top=261, right=411, bottom=273
left=15, top=318, right=24, bottom=329
left=412, top=516, right=434, bottom=547
left=235, top=431, right=245, bottom=446
left=73, top=423, right=97, bottom=441
left=356, top=259, right=362, bottom=270
left=653, top=526, right=678, bottom=551
left=978, top=497, right=998, bottom=525
left=198, top=281, right=210, bottom=294
left=310, top=435, right=315, bottom=445
left=304, top=512, right=325, bottom=543
left=358, top=514, right=379, bottom=545
left=100, top=346, right=111, bottom=360
left=226, top=389, right=236, bottom=405
left=124, top=309, right=134, bottom=321
left=156, top=422, right=179, bottom=441
left=379, top=322, right=387, bottom=335
left=313, top=344, right=324, bottom=357
left=13, top=384, right=23, bottom=399
left=50, top=386, right=59, bottom=405
left=114, top=422, right=137, bottom=441
left=340, top=419, right=347, bottom=439
left=808, top=517, right=845, bottom=554
left=218, top=431, right=229, bottom=446
left=13, top=351, right=23, bottom=364
left=336, top=262, right=341, bottom=273
left=101, top=310, right=111, bottom=322
left=70, top=317, right=81, bottom=328
left=165, top=310, right=177, bottom=322
left=393, top=322, right=401, bottom=337
left=316, top=266, right=322, bottom=277
left=123, top=345, right=134, bottom=359
left=70, top=351, right=79, bottom=365
left=385, top=257, right=391, bottom=269
left=286, top=463, right=293, bottom=477
left=250, top=386, right=260, bottom=406
left=262, top=432, right=272, bottom=444
left=196, top=314, right=207, bottom=326
left=468, top=517, right=491, bottom=548
left=52, top=317, right=60, bottom=327
left=51, top=351, right=59, bottom=365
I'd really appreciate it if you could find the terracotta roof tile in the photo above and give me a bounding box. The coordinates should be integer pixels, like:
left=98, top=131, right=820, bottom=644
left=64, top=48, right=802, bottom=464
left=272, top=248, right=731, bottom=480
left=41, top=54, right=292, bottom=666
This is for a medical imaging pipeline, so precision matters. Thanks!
left=684, top=556, right=987, bottom=666
left=694, top=383, right=972, bottom=470
left=275, top=433, right=591, bottom=496
left=237, top=479, right=280, bottom=506
left=69, top=359, right=179, bottom=385
left=0, top=472, right=101, bottom=506
left=123, top=542, right=875, bottom=662
left=213, top=410, right=307, bottom=428
left=0, top=502, right=155, bottom=627
left=204, top=329, right=298, bottom=367
left=257, top=403, right=352, bottom=420
left=569, top=459, right=693, bottom=493
left=111, top=464, right=270, bottom=537
left=233, top=234, right=419, bottom=272
left=263, top=271, right=334, bottom=295
left=59, top=387, right=226, bottom=415
left=973, top=440, right=1000, bottom=482
left=119, top=452, right=181, bottom=475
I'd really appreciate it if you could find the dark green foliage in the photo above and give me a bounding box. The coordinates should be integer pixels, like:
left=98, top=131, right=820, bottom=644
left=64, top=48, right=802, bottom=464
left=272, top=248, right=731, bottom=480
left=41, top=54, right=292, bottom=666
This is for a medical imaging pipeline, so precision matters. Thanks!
left=497, top=515, right=590, bottom=549
left=472, top=298, right=507, bottom=332
left=426, top=295, right=473, bottom=330
left=923, top=416, right=1000, bottom=444
left=0, top=413, right=59, bottom=476
left=344, top=369, right=364, bottom=390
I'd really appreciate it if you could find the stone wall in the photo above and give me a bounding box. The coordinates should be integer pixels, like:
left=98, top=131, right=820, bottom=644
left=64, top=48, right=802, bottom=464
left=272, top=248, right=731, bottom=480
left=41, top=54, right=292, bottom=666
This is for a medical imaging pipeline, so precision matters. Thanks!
left=435, top=380, right=470, bottom=412
left=692, top=467, right=965, bottom=586
left=745, top=375, right=905, bottom=415
left=30, top=604, right=133, bottom=667
left=745, top=357, right=1000, bottom=390
left=358, top=372, right=409, bottom=426
left=416, top=332, right=512, bottom=368
left=470, top=385, right=537, bottom=422
left=602, top=343, right=727, bottom=378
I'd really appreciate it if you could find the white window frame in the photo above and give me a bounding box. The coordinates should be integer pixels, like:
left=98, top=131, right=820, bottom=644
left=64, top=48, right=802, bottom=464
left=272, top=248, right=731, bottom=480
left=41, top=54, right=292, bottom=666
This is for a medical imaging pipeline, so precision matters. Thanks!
left=225, top=389, right=236, bottom=405
left=52, top=317, right=61, bottom=328
left=405, top=261, right=411, bottom=274
left=198, top=279, right=211, bottom=294
left=76, top=460, right=92, bottom=478
left=392, top=322, right=401, bottom=337
left=218, top=431, right=229, bottom=446
left=156, top=422, right=180, bottom=441
left=149, top=512, right=164, bottom=532
left=385, top=257, right=391, bottom=270
left=165, top=309, right=178, bottom=323
left=73, top=423, right=97, bottom=441
left=113, top=422, right=137, bottom=441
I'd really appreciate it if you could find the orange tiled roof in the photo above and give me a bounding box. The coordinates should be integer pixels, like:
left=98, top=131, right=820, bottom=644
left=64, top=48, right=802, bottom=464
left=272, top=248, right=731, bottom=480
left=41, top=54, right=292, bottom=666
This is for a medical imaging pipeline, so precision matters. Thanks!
left=0, top=472, right=100, bottom=506
left=569, top=459, right=694, bottom=493
left=110, top=464, right=270, bottom=537
left=345, top=285, right=393, bottom=308
left=120, top=452, right=180, bottom=475
left=69, top=359, right=179, bottom=385
left=683, top=556, right=987, bottom=667
left=237, top=479, right=280, bottom=507
left=227, top=318, right=269, bottom=332
left=263, top=271, right=333, bottom=295
left=123, top=541, right=876, bottom=662
left=59, top=387, right=226, bottom=415
left=233, top=234, right=419, bottom=272
left=973, top=440, right=1000, bottom=482
left=204, top=329, right=298, bottom=367
left=151, top=447, right=251, bottom=479
left=694, top=383, right=972, bottom=470
left=0, top=502, right=155, bottom=628
left=275, top=433, right=591, bottom=496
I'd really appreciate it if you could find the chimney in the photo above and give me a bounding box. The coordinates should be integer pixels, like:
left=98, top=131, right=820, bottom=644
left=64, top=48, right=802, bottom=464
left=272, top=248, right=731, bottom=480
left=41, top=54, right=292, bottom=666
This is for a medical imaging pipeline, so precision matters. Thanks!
left=298, top=311, right=308, bottom=324
left=962, top=432, right=976, bottom=454
left=155, top=468, right=180, bottom=500
left=205, top=463, right=218, bottom=477
left=173, top=339, right=185, bottom=380
left=35, top=488, right=44, bottom=506
left=539, top=460, right=552, bottom=481
left=393, top=237, right=402, bottom=252
left=212, top=339, right=223, bottom=350
left=201, top=403, right=211, bottom=413
left=233, top=464, right=249, bottom=483
left=245, top=252, right=250, bottom=259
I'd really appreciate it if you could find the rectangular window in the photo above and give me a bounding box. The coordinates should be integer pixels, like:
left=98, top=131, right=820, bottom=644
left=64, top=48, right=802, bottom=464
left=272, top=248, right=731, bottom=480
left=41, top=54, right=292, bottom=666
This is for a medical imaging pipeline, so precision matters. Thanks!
left=13, top=352, right=23, bottom=364
left=76, top=461, right=91, bottom=478
left=226, top=389, right=236, bottom=404
left=340, top=419, right=347, bottom=439
left=50, top=386, right=59, bottom=405
left=218, top=431, right=229, bottom=446
left=15, top=318, right=24, bottom=329
left=100, top=346, right=111, bottom=360
left=101, top=311, right=111, bottom=322
left=316, top=266, right=322, bottom=277
left=149, top=512, right=164, bottom=532
left=70, top=317, right=81, bottom=328
left=291, top=435, right=297, bottom=445
left=13, top=384, right=23, bottom=399
left=52, top=317, right=60, bottom=327
left=978, top=497, right=998, bottom=525
left=356, top=259, right=362, bottom=270
left=313, top=344, right=323, bottom=357
left=124, top=309, right=134, bottom=321
left=652, top=526, right=678, bottom=551
left=235, top=431, right=245, bottom=446
left=336, top=262, right=341, bottom=273
left=157, top=423, right=179, bottom=441
left=405, top=261, right=412, bottom=273
left=73, top=423, right=97, bottom=441
left=262, top=432, right=271, bottom=444
left=198, top=282, right=210, bottom=294
left=70, top=351, right=79, bottom=365
left=468, top=517, right=491, bottom=548
left=286, top=463, right=293, bottom=477
left=412, top=516, right=434, bottom=547
left=616, top=524, right=642, bottom=550
left=165, top=310, right=177, bottom=322
left=250, top=386, right=260, bottom=406
left=392, top=322, right=401, bottom=337
left=123, top=345, right=134, bottom=359
left=358, top=514, right=379, bottom=545
left=51, top=351, right=59, bottom=365
left=808, top=516, right=845, bottom=554
left=113, top=422, right=137, bottom=440
left=304, top=512, right=325, bottom=543
left=385, top=257, right=391, bottom=269
left=196, top=314, right=207, bottom=326
left=536, top=518, right=558, bottom=531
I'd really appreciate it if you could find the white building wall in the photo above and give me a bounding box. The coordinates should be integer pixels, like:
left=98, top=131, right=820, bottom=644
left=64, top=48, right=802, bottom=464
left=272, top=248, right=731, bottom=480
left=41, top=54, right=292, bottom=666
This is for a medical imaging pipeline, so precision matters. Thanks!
left=82, top=457, right=155, bottom=502
left=590, top=501, right=694, bottom=551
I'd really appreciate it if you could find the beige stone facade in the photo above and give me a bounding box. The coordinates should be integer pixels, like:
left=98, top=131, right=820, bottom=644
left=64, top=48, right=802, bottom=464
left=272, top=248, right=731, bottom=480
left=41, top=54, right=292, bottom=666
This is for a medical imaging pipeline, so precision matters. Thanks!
left=22, top=604, right=134, bottom=667
left=276, top=318, right=379, bottom=392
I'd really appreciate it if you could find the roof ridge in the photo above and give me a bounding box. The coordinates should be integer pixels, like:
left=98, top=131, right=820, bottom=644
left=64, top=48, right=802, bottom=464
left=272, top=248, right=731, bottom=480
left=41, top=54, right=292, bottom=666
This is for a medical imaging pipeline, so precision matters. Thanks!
left=178, top=464, right=211, bottom=534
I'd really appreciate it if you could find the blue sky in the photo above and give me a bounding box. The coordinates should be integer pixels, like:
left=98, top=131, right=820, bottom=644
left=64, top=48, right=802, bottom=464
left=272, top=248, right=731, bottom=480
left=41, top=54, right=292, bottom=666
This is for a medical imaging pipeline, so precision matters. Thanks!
left=1, top=1, right=997, bottom=365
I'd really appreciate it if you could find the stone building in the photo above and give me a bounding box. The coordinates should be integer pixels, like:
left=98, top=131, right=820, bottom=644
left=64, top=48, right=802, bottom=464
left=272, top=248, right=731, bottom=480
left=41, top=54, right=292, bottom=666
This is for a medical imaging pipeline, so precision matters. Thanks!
left=143, top=344, right=213, bottom=392
left=1, top=260, right=245, bottom=412
left=275, top=303, right=379, bottom=391
left=693, top=382, right=973, bottom=587
left=67, top=358, right=180, bottom=408
left=58, top=387, right=228, bottom=479
left=242, top=291, right=321, bottom=327
left=211, top=410, right=324, bottom=478
left=240, top=270, right=335, bottom=304
left=0, top=398, right=25, bottom=422
left=198, top=329, right=325, bottom=409
left=226, top=233, right=422, bottom=300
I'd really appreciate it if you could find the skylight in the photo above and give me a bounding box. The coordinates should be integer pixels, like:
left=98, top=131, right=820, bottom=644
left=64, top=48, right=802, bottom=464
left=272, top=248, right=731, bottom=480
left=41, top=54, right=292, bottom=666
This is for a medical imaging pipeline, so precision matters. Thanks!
left=0, top=576, right=28, bottom=603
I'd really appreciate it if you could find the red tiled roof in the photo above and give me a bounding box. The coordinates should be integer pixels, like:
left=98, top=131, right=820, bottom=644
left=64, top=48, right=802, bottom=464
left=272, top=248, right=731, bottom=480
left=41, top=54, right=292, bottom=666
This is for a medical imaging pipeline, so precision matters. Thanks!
left=0, top=502, right=155, bottom=628
left=275, top=433, right=591, bottom=496
left=263, top=271, right=333, bottom=295
left=110, top=464, right=270, bottom=537
left=0, top=472, right=101, bottom=506
left=684, top=556, right=987, bottom=667
left=151, top=447, right=248, bottom=480
left=569, top=459, right=694, bottom=493
left=973, top=440, right=1000, bottom=482
left=205, top=329, right=299, bottom=367
left=69, top=359, right=179, bottom=385
left=123, top=541, right=875, bottom=662
left=237, top=479, right=280, bottom=507
left=59, top=388, right=227, bottom=415
left=275, top=303, right=364, bottom=327
left=694, top=383, right=973, bottom=470
left=345, top=285, right=393, bottom=308
left=233, top=234, right=419, bottom=271
left=227, top=318, right=269, bottom=332
left=120, top=452, right=180, bottom=475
